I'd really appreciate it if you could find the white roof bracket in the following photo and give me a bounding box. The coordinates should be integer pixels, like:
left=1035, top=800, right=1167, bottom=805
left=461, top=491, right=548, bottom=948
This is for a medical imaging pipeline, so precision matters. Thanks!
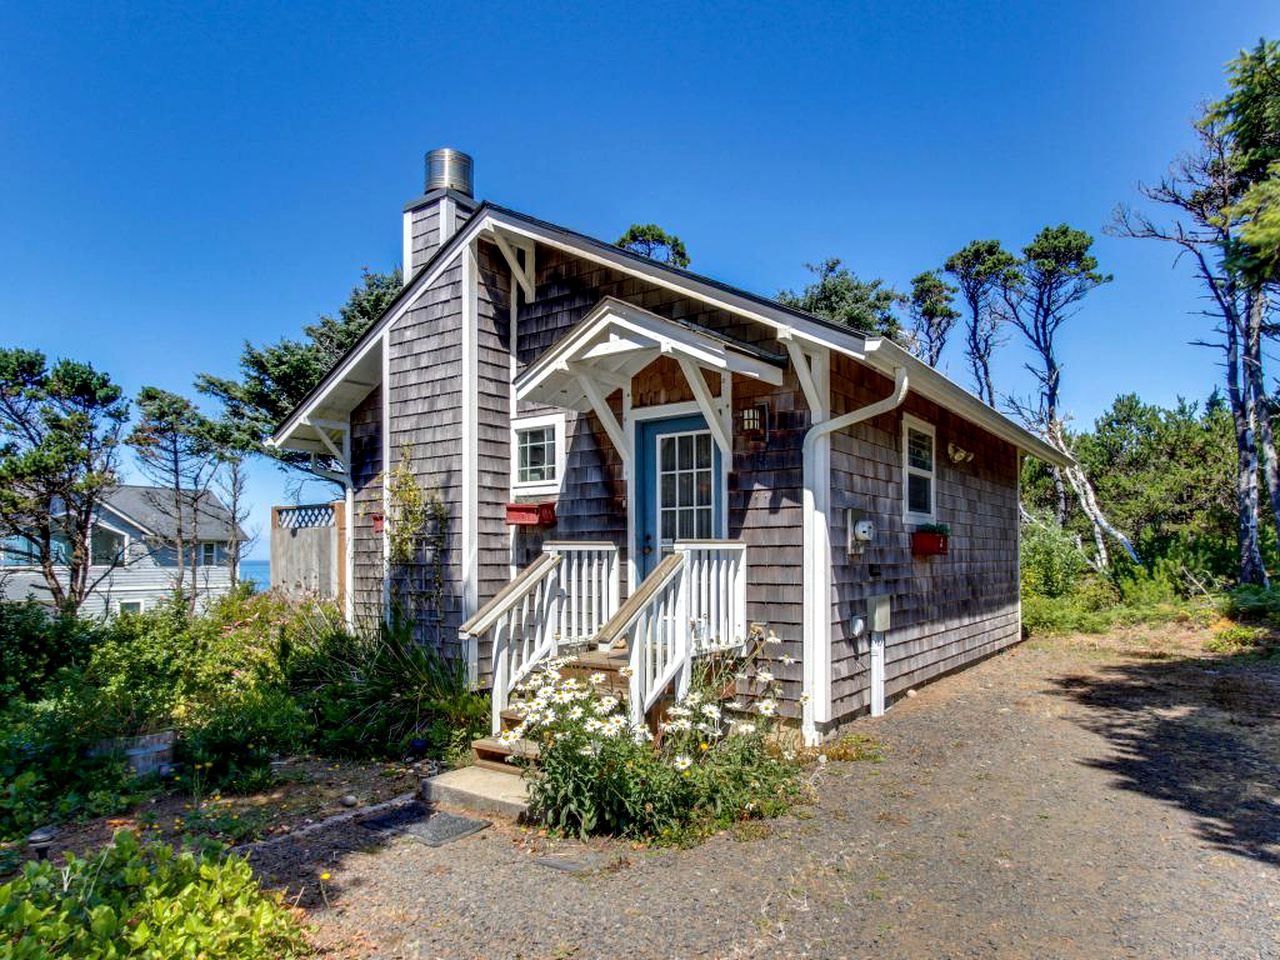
left=784, top=338, right=827, bottom=421
left=677, top=357, right=732, bottom=457
left=577, top=374, right=632, bottom=464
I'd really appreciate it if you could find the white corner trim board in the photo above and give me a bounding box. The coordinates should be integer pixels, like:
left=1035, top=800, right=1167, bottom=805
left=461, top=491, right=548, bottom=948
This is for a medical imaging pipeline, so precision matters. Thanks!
left=460, top=241, right=479, bottom=656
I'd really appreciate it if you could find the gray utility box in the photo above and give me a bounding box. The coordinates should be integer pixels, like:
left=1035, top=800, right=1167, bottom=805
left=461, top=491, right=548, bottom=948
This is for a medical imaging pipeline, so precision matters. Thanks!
left=868, top=595, right=891, bottom=633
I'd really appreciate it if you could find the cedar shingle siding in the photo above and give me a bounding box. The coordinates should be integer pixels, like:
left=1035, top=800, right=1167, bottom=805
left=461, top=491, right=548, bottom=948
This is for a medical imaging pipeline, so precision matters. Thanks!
left=350, top=385, right=383, bottom=625
left=827, top=354, right=1020, bottom=722
left=386, top=256, right=466, bottom=660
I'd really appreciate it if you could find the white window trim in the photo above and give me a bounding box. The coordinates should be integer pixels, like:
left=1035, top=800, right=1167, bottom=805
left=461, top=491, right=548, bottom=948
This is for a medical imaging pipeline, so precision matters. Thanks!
left=116, top=598, right=146, bottom=614
left=902, top=414, right=937, bottom=525
left=199, top=542, right=218, bottom=566
left=510, top=412, right=567, bottom=496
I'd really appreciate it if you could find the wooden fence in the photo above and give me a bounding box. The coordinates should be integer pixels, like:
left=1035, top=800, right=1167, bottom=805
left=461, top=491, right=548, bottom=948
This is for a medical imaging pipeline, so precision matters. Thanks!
left=270, top=501, right=346, bottom=602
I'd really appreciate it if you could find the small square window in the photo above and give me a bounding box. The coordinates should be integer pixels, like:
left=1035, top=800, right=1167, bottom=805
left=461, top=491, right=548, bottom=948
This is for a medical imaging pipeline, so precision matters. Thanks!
left=516, top=424, right=558, bottom=485
left=118, top=600, right=143, bottom=615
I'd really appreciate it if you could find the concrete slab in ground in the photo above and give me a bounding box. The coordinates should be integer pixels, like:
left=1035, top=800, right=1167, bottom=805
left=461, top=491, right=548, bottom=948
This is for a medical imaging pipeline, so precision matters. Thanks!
left=421, top=766, right=529, bottom=820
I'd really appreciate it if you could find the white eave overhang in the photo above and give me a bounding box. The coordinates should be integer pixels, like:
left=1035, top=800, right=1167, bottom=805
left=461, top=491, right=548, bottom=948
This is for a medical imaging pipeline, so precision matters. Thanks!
left=515, top=296, right=785, bottom=411
left=862, top=338, right=1074, bottom=468
left=271, top=337, right=381, bottom=455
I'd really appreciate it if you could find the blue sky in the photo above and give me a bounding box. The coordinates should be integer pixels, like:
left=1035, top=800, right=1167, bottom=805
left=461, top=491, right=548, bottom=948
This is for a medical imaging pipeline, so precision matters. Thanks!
left=1, top=1, right=1274, bottom=557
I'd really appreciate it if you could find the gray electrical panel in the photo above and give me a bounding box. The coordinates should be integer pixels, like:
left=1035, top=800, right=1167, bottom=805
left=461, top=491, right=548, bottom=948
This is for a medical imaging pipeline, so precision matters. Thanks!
left=868, top=595, right=891, bottom=633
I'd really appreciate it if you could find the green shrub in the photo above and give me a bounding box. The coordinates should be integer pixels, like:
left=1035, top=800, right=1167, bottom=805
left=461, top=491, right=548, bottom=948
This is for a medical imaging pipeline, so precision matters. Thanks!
left=518, top=659, right=803, bottom=843
left=1021, top=519, right=1087, bottom=598
left=0, top=699, right=159, bottom=841
left=1205, top=624, right=1271, bottom=654
left=0, top=601, right=103, bottom=702
left=0, top=830, right=309, bottom=958
left=1223, top=584, right=1280, bottom=622
left=285, top=615, right=488, bottom=760
left=179, top=687, right=313, bottom=793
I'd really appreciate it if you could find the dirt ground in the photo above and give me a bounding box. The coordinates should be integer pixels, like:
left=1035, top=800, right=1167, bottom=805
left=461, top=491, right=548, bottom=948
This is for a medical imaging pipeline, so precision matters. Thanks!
left=242, top=622, right=1280, bottom=960
left=18, top=756, right=424, bottom=863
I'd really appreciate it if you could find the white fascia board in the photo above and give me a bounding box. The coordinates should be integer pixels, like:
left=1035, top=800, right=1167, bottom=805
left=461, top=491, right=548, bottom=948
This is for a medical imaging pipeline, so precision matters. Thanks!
left=862, top=340, right=1073, bottom=468
left=515, top=296, right=782, bottom=403
left=272, top=214, right=491, bottom=449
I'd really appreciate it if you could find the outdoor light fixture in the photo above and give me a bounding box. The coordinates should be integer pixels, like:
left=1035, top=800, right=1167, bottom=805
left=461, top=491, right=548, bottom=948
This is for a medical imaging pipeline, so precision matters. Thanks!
left=27, top=825, right=57, bottom=861
left=739, top=402, right=770, bottom=442
left=948, top=442, right=974, bottom=464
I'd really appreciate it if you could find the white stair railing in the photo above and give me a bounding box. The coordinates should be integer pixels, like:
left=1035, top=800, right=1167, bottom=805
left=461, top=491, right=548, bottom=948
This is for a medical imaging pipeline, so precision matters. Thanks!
left=543, top=541, right=620, bottom=646
left=461, top=541, right=619, bottom=735
left=677, top=541, right=748, bottom=656
left=592, top=540, right=748, bottom=727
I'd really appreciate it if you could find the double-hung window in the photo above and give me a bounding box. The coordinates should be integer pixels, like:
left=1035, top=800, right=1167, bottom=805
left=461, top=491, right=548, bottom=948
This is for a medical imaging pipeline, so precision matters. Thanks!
left=511, top=413, right=566, bottom=494
left=902, top=415, right=937, bottom=524
left=200, top=542, right=218, bottom=566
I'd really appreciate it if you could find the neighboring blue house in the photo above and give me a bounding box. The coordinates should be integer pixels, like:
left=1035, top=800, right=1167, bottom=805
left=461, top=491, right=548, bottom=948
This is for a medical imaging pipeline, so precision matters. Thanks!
left=0, top=485, right=244, bottom=617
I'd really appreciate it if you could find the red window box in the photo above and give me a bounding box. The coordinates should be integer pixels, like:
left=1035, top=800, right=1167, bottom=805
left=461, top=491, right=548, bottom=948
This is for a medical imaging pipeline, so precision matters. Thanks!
left=505, top=502, right=557, bottom=526
left=911, top=531, right=949, bottom=557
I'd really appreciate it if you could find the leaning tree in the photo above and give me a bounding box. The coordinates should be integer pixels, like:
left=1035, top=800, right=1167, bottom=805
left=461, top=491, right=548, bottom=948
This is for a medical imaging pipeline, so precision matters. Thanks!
left=999, top=225, right=1139, bottom=568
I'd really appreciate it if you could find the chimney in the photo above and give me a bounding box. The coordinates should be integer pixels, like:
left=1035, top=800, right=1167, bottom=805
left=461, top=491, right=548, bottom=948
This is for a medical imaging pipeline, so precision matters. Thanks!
left=425, top=148, right=473, bottom=196
left=403, top=147, right=478, bottom=276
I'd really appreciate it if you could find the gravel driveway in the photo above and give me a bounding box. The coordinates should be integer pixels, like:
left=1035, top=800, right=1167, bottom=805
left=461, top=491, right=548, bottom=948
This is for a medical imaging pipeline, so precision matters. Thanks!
left=251, top=625, right=1280, bottom=959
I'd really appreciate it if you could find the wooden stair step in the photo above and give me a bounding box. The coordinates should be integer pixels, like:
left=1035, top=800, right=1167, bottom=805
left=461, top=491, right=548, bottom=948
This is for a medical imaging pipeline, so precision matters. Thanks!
left=473, top=736, right=540, bottom=775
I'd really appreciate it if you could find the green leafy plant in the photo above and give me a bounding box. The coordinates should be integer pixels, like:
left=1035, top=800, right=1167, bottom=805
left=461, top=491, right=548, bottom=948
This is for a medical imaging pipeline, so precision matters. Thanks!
left=914, top=522, right=951, bottom=536
left=516, top=656, right=803, bottom=843
left=179, top=687, right=312, bottom=793
left=284, top=613, right=488, bottom=760
left=0, top=830, right=309, bottom=958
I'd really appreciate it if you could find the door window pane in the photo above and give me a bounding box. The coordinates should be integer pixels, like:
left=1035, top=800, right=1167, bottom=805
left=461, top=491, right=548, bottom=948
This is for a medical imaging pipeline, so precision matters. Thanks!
left=656, top=429, right=716, bottom=551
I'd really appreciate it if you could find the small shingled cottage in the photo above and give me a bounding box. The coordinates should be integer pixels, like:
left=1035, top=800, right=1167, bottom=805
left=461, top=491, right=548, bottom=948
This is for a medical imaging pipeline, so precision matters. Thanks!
left=269, top=148, right=1069, bottom=747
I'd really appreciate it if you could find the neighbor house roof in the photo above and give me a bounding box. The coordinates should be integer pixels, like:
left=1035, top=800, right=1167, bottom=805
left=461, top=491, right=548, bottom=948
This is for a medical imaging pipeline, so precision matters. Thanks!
left=270, top=201, right=1072, bottom=468
left=101, top=485, right=246, bottom=542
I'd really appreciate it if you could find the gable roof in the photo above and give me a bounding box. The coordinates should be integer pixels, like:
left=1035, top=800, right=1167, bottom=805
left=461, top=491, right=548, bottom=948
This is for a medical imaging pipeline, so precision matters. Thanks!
left=270, top=201, right=1071, bottom=468
left=102, top=485, right=245, bottom=542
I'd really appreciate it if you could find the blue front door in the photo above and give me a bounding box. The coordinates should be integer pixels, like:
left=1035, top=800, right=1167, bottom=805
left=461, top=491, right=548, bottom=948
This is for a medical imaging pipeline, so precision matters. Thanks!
left=635, top=414, right=724, bottom=579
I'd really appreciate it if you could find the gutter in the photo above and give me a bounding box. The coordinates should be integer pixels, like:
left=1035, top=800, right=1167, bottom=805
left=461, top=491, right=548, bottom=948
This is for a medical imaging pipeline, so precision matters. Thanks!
left=800, top=366, right=909, bottom=744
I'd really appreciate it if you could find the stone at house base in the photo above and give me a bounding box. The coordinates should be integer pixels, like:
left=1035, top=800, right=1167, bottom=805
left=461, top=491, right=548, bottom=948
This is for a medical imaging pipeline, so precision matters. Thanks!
left=421, top=765, right=530, bottom=820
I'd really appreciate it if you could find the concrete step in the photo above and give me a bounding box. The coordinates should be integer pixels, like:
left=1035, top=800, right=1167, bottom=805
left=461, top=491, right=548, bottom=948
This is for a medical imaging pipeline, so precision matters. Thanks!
left=421, top=766, right=529, bottom=820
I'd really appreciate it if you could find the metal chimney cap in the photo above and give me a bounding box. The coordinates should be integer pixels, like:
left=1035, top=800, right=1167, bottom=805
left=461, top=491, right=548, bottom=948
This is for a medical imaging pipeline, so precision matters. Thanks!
left=425, top=148, right=473, bottom=197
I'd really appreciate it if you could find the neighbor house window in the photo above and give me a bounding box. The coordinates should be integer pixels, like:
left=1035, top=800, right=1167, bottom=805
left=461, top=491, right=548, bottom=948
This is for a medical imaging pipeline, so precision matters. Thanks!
left=118, top=600, right=144, bottom=615
left=1, top=534, right=67, bottom=566
left=902, top=415, right=936, bottom=523
left=1, top=535, right=37, bottom=567
left=511, top=414, right=566, bottom=492
left=200, top=542, right=218, bottom=566
left=91, top=527, right=126, bottom=566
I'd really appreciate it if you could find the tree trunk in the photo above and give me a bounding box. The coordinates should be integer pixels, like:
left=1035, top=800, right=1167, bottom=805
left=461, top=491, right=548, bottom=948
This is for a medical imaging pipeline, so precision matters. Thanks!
left=1051, top=467, right=1068, bottom=525
left=1046, top=420, right=1139, bottom=566
left=1226, top=306, right=1268, bottom=585
left=1244, top=291, right=1280, bottom=553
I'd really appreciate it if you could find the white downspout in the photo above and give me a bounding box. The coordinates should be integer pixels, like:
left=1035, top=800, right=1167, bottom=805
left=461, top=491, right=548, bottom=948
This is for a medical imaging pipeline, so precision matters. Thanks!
left=800, top=365, right=908, bottom=744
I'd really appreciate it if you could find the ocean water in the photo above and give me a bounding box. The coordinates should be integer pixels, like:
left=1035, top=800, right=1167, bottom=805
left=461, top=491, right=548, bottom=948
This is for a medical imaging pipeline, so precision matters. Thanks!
left=239, top=559, right=270, bottom=592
